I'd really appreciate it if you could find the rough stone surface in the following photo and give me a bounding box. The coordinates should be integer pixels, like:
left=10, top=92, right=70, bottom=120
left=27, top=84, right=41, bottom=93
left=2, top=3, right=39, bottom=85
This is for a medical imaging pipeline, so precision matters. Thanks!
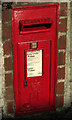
left=70, top=2, right=72, bottom=104
left=56, top=82, right=64, bottom=94
left=57, top=67, right=65, bottom=79
left=56, top=96, right=63, bottom=108
left=1, top=1, right=72, bottom=118
left=2, top=23, right=11, bottom=40
left=59, top=18, right=67, bottom=32
left=58, top=35, right=66, bottom=49
left=5, top=73, right=13, bottom=87
left=0, top=4, right=2, bottom=120
left=58, top=52, right=65, bottom=65
left=60, top=3, right=67, bottom=16
left=4, top=57, right=12, bottom=71
left=64, top=2, right=71, bottom=108
left=2, top=9, right=11, bottom=23
left=6, top=88, right=14, bottom=101
left=7, top=102, right=14, bottom=113
left=3, top=40, right=12, bottom=55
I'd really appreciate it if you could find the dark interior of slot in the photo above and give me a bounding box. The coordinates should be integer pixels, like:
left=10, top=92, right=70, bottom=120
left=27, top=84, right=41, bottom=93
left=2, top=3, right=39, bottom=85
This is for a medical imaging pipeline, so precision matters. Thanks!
left=19, top=22, right=52, bottom=31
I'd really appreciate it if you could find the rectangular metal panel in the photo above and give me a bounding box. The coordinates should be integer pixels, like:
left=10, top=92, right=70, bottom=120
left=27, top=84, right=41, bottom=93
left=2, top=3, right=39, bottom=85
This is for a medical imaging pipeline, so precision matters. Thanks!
left=17, top=40, right=51, bottom=114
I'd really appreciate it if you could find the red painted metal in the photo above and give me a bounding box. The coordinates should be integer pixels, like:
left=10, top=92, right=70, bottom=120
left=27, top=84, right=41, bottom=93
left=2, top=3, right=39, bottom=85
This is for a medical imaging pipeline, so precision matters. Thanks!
left=12, top=4, right=59, bottom=115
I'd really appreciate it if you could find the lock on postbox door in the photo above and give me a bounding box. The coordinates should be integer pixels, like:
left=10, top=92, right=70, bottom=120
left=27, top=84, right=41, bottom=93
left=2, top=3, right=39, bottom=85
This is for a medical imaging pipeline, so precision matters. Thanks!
left=12, top=4, right=59, bottom=114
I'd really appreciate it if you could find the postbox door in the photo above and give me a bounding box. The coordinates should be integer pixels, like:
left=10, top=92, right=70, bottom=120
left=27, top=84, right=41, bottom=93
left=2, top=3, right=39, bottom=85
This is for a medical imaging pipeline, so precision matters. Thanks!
left=17, top=40, right=51, bottom=113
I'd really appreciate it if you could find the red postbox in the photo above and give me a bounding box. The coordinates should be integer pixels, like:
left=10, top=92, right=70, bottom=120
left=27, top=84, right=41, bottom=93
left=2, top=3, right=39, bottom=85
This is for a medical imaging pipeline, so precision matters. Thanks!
left=12, top=4, right=59, bottom=115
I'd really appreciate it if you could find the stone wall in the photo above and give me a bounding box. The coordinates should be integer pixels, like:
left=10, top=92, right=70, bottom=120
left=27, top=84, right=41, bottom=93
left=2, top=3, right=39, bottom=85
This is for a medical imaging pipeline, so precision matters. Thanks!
left=0, top=4, right=3, bottom=119
left=0, top=1, right=71, bottom=117
left=70, top=1, right=72, bottom=104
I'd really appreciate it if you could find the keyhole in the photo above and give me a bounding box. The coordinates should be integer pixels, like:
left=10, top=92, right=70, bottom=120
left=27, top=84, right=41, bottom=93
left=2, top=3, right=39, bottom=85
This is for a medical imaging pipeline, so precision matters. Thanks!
left=24, top=80, right=28, bottom=87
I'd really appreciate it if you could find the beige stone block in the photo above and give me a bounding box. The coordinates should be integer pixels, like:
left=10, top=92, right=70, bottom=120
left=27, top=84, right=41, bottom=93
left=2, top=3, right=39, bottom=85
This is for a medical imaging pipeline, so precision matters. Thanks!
left=70, top=86, right=72, bottom=103
left=0, top=42, right=2, bottom=49
left=70, top=82, right=72, bottom=89
left=0, top=58, right=2, bottom=68
left=0, top=99, right=2, bottom=108
left=0, top=67, right=2, bottom=74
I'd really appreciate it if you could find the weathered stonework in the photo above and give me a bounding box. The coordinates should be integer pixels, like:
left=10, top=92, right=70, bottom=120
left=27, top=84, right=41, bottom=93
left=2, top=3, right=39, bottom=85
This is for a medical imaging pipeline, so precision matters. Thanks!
left=70, top=1, right=72, bottom=104
left=0, top=4, right=3, bottom=120
left=1, top=1, right=72, bottom=118
left=64, top=2, right=71, bottom=107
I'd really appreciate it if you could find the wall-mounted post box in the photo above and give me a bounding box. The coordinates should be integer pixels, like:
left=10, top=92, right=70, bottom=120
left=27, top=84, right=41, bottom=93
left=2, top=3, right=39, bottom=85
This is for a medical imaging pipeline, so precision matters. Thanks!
left=12, top=4, right=59, bottom=115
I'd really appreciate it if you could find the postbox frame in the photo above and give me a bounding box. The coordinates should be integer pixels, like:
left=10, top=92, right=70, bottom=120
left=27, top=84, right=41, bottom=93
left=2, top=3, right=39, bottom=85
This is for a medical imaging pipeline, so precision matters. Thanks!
left=12, top=4, right=59, bottom=114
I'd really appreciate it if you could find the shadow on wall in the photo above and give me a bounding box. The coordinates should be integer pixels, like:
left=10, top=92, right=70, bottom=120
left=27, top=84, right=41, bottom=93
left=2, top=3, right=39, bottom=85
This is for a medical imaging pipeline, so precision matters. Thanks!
left=2, top=105, right=72, bottom=120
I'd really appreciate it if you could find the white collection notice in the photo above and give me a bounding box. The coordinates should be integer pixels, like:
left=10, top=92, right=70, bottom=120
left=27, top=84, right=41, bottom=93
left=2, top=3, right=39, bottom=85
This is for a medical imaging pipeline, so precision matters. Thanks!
left=27, top=50, right=42, bottom=77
